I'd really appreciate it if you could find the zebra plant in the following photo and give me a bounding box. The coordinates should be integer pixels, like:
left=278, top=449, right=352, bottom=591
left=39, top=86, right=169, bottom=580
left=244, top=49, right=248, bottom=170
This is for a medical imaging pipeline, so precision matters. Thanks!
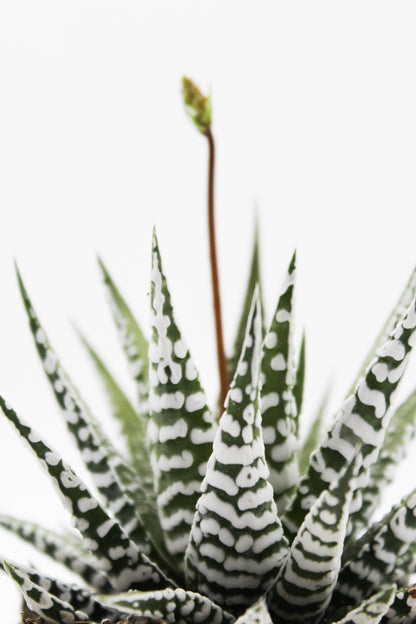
left=2, top=79, right=416, bottom=624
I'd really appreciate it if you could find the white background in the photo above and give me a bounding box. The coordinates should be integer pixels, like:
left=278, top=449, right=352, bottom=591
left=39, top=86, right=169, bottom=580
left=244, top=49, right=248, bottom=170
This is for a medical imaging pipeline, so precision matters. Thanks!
left=1, top=2, right=416, bottom=620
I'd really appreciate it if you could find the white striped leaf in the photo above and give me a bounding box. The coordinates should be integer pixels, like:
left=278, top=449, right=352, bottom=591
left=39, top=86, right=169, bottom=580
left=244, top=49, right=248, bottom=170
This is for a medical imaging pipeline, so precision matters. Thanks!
left=0, top=514, right=111, bottom=592
left=16, top=267, right=160, bottom=562
left=331, top=585, right=396, bottom=624
left=0, top=396, right=172, bottom=592
left=4, top=561, right=90, bottom=624
left=283, top=293, right=416, bottom=541
left=268, top=453, right=360, bottom=624
left=334, top=488, right=416, bottom=607
left=185, top=293, right=288, bottom=613
left=2, top=560, right=117, bottom=622
left=75, top=334, right=176, bottom=572
left=98, top=256, right=150, bottom=416
left=355, top=387, right=416, bottom=533
left=105, top=587, right=235, bottom=624
left=260, top=251, right=298, bottom=512
left=349, top=266, right=416, bottom=396
left=148, top=230, right=215, bottom=568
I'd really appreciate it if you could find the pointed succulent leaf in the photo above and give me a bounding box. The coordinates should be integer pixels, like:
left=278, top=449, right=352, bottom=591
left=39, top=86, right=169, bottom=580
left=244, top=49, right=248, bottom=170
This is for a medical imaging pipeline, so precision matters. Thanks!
left=293, top=331, right=306, bottom=421
left=148, top=230, right=216, bottom=567
left=349, top=266, right=416, bottom=395
left=77, top=330, right=153, bottom=486
left=0, top=514, right=111, bottom=592
left=299, top=387, right=330, bottom=475
left=3, top=560, right=117, bottom=622
left=357, top=387, right=416, bottom=530
left=334, top=488, right=416, bottom=608
left=4, top=561, right=90, bottom=624
left=382, top=585, right=416, bottom=624
left=234, top=598, right=273, bottom=624
left=283, top=294, right=416, bottom=541
left=268, top=453, right=360, bottom=624
left=105, top=587, right=235, bottom=624
left=185, top=293, right=288, bottom=613
left=228, top=224, right=264, bottom=381
left=98, top=257, right=150, bottom=414
left=16, top=267, right=157, bottom=560
left=331, top=585, right=396, bottom=624
left=260, top=251, right=298, bottom=511
left=0, top=397, right=172, bottom=592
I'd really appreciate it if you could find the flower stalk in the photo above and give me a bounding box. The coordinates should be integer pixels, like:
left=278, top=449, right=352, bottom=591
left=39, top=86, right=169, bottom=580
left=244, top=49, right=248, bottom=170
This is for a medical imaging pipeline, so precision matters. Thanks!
left=182, top=77, right=229, bottom=412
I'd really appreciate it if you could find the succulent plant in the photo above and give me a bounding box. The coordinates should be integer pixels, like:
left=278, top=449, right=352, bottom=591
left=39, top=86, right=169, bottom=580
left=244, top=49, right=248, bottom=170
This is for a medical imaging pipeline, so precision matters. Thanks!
left=3, top=79, right=416, bottom=624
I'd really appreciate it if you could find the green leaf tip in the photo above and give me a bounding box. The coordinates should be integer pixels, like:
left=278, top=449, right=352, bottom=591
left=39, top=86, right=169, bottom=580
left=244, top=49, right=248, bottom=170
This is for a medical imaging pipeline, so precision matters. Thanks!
left=97, top=254, right=149, bottom=399
left=228, top=225, right=264, bottom=382
left=182, top=76, right=212, bottom=134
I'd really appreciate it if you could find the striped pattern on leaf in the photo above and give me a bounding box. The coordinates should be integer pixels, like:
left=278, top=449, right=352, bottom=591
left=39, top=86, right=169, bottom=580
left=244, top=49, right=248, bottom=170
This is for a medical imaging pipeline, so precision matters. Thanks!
left=283, top=294, right=416, bottom=540
left=0, top=397, right=172, bottom=592
left=0, top=514, right=111, bottom=592
left=260, top=251, right=298, bottom=511
left=334, top=488, right=416, bottom=607
left=356, top=387, right=416, bottom=533
left=104, top=587, right=235, bottom=624
left=383, top=586, right=416, bottom=624
left=185, top=293, right=288, bottom=612
left=268, top=453, right=360, bottom=624
left=16, top=268, right=156, bottom=559
left=98, top=257, right=150, bottom=415
left=148, top=230, right=215, bottom=566
left=332, top=585, right=396, bottom=624
left=3, top=561, right=116, bottom=622
left=74, top=340, right=173, bottom=569
left=4, top=561, right=90, bottom=624
left=349, top=265, right=416, bottom=395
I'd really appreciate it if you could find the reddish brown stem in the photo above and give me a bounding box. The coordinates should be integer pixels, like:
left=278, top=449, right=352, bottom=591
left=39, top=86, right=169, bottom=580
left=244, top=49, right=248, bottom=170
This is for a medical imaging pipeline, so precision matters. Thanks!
left=204, top=127, right=229, bottom=414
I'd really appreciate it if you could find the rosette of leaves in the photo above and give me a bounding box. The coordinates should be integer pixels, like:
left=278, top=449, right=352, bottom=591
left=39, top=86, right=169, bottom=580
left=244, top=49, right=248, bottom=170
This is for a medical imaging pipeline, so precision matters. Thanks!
left=2, top=79, right=416, bottom=624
